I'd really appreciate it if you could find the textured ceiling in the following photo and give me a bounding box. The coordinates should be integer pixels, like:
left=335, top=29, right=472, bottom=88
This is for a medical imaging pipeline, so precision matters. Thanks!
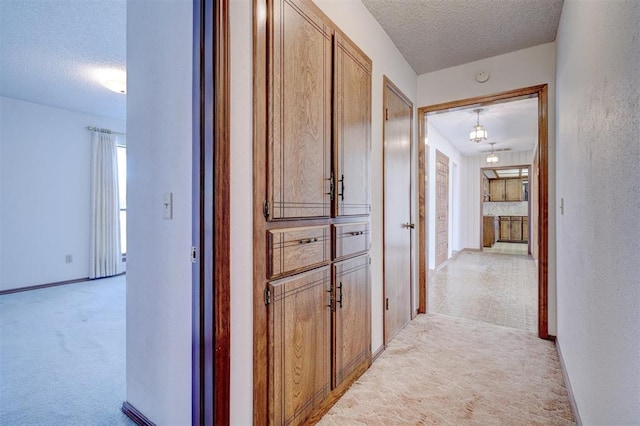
left=0, top=0, right=126, bottom=120
left=427, top=97, right=538, bottom=157
left=361, top=0, right=564, bottom=75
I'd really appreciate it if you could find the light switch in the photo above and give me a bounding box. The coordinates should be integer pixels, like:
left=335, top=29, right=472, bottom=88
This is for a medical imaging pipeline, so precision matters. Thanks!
left=163, top=192, right=173, bottom=219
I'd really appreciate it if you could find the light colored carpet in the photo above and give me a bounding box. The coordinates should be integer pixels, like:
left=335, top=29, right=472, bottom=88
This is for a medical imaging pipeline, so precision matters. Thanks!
left=319, top=314, right=574, bottom=425
left=0, top=275, right=134, bottom=425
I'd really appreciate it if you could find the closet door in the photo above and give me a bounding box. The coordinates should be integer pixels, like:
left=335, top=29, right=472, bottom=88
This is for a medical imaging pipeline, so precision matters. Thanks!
left=333, top=255, right=371, bottom=388
left=334, top=33, right=372, bottom=217
left=268, top=267, right=332, bottom=425
left=268, top=0, right=332, bottom=220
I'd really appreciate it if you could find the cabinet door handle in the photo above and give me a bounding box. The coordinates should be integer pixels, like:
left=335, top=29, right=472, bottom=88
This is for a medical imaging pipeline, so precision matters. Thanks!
left=403, top=222, right=415, bottom=229
left=349, top=231, right=363, bottom=236
left=298, top=237, right=318, bottom=244
left=337, top=282, right=343, bottom=309
left=338, top=174, right=345, bottom=201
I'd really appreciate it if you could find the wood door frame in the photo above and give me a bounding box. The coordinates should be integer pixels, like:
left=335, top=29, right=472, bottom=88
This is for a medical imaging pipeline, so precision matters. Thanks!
left=434, top=149, right=449, bottom=268
left=382, top=75, right=415, bottom=345
left=479, top=164, right=532, bottom=254
left=192, top=0, right=231, bottom=423
left=418, top=84, right=549, bottom=339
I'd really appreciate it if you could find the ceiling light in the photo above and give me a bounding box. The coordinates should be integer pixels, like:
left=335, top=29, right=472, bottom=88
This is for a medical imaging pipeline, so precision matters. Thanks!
left=470, top=108, right=488, bottom=143
left=101, top=79, right=126, bottom=94
left=486, top=142, right=499, bottom=163
left=95, top=69, right=127, bottom=94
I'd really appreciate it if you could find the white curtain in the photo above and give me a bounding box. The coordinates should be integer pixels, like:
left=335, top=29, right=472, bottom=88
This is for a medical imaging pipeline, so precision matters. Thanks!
left=90, top=131, right=123, bottom=279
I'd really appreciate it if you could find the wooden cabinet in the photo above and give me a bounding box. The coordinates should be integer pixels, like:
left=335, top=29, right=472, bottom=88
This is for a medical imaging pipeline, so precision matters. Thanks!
left=268, top=225, right=331, bottom=278
left=334, top=34, right=372, bottom=217
left=268, top=0, right=332, bottom=220
left=258, top=0, right=373, bottom=423
left=489, top=178, right=523, bottom=202
left=498, top=216, right=528, bottom=242
left=490, top=179, right=505, bottom=201
left=505, top=179, right=522, bottom=201
left=483, top=216, right=498, bottom=247
left=333, top=255, right=371, bottom=387
left=268, top=267, right=332, bottom=425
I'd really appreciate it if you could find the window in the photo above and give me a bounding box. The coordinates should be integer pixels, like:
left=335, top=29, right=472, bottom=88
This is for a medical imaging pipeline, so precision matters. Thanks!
left=116, top=145, right=127, bottom=257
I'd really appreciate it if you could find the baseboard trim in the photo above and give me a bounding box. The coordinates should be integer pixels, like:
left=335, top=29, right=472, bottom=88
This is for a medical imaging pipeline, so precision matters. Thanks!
left=371, top=344, right=385, bottom=363
left=122, top=401, right=156, bottom=426
left=0, top=273, right=126, bottom=296
left=556, top=339, right=582, bottom=426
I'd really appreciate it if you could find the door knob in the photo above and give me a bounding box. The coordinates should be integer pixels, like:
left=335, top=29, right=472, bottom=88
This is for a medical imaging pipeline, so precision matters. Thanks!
left=403, top=222, right=415, bottom=229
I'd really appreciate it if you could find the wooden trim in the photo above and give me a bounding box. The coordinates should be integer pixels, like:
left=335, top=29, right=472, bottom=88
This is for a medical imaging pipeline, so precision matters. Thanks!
left=122, top=401, right=156, bottom=426
left=537, top=85, right=549, bottom=339
left=418, top=123, right=428, bottom=314
left=0, top=276, right=95, bottom=296
left=417, top=84, right=549, bottom=340
left=193, top=0, right=231, bottom=424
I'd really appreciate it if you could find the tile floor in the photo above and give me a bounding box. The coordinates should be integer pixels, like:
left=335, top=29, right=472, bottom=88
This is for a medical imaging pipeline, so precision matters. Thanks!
left=483, top=241, right=529, bottom=256
left=429, top=249, right=538, bottom=333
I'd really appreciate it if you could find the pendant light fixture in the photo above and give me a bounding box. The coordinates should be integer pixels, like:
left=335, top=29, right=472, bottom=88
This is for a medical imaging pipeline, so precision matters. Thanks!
left=470, top=108, right=488, bottom=143
left=486, top=142, right=499, bottom=163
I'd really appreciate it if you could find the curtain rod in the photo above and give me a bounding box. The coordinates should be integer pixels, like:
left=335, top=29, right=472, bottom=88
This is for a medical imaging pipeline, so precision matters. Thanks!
left=87, top=126, right=126, bottom=136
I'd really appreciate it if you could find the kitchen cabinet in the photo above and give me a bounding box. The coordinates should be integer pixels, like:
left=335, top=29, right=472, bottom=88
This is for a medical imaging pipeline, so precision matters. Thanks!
left=498, top=216, right=528, bottom=242
left=483, top=216, right=498, bottom=247
left=489, top=178, right=523, bottom=202
left=490, top=179, right=505, bottom=202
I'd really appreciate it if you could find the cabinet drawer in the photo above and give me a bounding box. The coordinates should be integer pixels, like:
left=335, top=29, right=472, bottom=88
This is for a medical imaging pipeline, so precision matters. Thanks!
left=333, top=222, right=370, bottom=260
left=268, top=225, right=330, bottom=278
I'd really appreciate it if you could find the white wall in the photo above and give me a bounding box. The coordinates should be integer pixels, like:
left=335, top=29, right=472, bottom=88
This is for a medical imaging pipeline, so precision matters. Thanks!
left=555, top=1, right=640, bottom=423
left=126, top=0, right=192, bottom=424
left=425, top=123, right=463, bottom=269
left=229, top=0, right=418, bottom=423
left=0, top=96, right=125, bottom=291
left=418, top=43, right=557, bottom=334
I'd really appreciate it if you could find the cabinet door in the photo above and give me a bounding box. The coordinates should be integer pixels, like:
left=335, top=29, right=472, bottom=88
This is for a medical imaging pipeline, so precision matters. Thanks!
left=333, top=255, right=371, bottom=387
left=522, top=217, right=529, bottom=242
left=268, top=267, right=332, bottom=425
left=489, top=179, right=505, bottom=201
left=499, top=216, right=511, bottom=241
left=510, top=216, right=522, bottom=241
left=505, top=179, right=522, bottom=201
left=269, top=0, right=332, bottom=220
left=334, top=33, right=372, bottom=217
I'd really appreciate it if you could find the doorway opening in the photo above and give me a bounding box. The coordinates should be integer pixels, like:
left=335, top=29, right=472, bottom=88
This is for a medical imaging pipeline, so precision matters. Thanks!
left=418, top=85, right=549, bottom=339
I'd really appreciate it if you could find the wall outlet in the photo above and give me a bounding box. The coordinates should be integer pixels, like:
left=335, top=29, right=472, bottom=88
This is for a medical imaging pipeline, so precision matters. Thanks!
left=65, top=254, right=73, bottom=264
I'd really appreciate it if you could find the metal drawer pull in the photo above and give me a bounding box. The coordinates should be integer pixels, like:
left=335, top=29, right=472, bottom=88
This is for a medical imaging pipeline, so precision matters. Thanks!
left=349, top=231, right=364, bottom=236
left=298, top=237, right=318, bottom=244
left=337, top=282, right=344, bottom=308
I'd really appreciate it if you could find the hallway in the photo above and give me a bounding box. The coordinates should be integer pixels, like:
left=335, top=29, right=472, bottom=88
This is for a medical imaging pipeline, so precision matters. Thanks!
left=319, top=314, right=574, bottom=424
left=429, top=250, right=537, bottom=333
